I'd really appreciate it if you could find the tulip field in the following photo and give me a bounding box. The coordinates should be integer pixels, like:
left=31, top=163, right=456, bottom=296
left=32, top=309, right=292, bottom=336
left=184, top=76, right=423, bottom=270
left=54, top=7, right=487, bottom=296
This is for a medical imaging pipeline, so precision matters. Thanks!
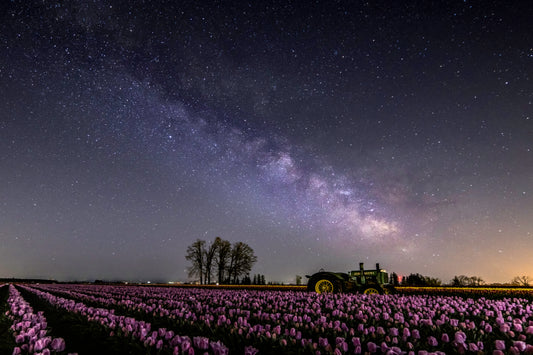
left=1, top=283, right=533, bottom=354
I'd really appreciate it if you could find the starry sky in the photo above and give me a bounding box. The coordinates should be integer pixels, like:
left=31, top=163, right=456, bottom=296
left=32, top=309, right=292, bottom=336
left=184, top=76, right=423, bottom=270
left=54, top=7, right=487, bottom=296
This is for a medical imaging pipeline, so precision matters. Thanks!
left=1, top=1, right=532, bottom=284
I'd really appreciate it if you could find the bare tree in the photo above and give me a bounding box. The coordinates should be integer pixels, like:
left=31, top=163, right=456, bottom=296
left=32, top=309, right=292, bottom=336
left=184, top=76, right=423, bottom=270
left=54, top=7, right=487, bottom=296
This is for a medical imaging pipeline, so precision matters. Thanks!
left=213, top=237, right=232, bottom=284
left=469, top=276, right=485, bottom=286
left=451, top=275, right=469, bottom=286
left=203, top=240, right=219, bottom=284
left=228, top=241, right=257, bottom=284
left=185, top=239, right=206, bottom=284
left=511, top=275, right=531, bottom=286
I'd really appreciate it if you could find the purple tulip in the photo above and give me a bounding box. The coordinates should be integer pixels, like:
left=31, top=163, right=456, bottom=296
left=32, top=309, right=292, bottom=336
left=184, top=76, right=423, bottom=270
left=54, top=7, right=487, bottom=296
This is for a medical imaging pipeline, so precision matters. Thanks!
left=318, top=337, right=329, bottom=348
left=50, top=337, right=65, bottom=352
left=495, top=340, right=506, bottom=351
left=513, top=323, right=523, bottom=332
left=513, top=341, right=526, bottom=352
left=468, top=343, right=478, bottom=351
left=244, top=346, right=259, bottom=355
left=454, top=331, right=466, bottom=344
left=427, top=336, right=438, bottom=347
left=477, top=341, right=484, bottom=351
left=380, top=341, right=388, bottom=353
left=367, top=342, right=377, bottom=353
left=193, top=336, right=209, bottom=350
left=352, top=337, right=361, bottom=347
left=402, top=328, right=410, bottom=338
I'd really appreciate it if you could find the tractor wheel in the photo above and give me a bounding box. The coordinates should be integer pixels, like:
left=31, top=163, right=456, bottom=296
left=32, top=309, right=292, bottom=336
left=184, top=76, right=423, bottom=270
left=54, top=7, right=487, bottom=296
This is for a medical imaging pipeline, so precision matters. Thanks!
left=383, top=285, right=397, bottom=295
left=309, top=277, right=342, bottom=294
left=362, top=286, right=381, bottom=295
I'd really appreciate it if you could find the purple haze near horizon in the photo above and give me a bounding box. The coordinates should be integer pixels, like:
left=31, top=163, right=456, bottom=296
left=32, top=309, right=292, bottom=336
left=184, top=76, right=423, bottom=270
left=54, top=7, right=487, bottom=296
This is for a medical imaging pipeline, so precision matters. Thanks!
left=1, top=1, right=532, bottom=284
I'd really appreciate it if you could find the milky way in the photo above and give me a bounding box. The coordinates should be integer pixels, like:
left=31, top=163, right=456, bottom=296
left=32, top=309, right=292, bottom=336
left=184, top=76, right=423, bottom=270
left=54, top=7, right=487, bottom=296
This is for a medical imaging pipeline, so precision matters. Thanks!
left=1, top=1, right=532, bottom=283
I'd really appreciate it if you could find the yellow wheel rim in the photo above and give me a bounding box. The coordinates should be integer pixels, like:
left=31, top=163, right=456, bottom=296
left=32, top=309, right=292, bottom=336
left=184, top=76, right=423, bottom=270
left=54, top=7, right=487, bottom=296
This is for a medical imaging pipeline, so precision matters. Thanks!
left=364, top=287, right=379, bottom=295
left=315, top=279, right=334, bottom=293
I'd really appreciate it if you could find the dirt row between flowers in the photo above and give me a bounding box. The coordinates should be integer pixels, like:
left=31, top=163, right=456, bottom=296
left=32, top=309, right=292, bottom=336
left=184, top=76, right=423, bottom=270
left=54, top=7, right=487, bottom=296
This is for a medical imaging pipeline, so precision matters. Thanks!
left=15, top=285, right=172, bottom=355
left=0, top=284, right=17, bottom=354
left=29, top=285, right=289, bottom=354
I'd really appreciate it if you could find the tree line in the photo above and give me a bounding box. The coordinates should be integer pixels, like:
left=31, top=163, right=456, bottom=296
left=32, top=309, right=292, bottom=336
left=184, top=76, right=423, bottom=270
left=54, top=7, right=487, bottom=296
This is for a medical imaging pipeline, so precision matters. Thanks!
left=390, top=272, right=532, bottom=287
left=185, top=237, right=257, bottom=285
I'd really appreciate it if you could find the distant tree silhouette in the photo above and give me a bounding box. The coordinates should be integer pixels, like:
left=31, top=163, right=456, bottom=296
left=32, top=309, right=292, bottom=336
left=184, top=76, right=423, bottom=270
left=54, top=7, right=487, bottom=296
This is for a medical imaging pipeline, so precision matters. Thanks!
left=203, top=239, right=219, bottom=284
left=402, top=273, right=441, bottom=286
left=227, top=241, right=257, bottom=284
left=186, top=237, right=257, bottom=284
left=451, top=275, right=484, bottom=286
left=213, top=237, right=232, bottom=284
left=390, top=272, right=400, bottom=286
left=511, top=275, right=531, bottom=286
left=185, top=239, right=206, bottom=284
left=469, top=276, right=485, bottom=286
left=403, top=273, right=426, bottom=286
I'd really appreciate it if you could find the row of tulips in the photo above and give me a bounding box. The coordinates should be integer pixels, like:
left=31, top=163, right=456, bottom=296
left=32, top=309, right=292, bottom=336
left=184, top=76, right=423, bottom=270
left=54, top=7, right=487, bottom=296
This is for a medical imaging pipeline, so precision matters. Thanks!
left=30, top=284, right=533, bottom=354
left=18, top=284, right=229, bottom=354
left=6, top=284, right=66, bottom=354
left=399, top=287, right=533, bottom=300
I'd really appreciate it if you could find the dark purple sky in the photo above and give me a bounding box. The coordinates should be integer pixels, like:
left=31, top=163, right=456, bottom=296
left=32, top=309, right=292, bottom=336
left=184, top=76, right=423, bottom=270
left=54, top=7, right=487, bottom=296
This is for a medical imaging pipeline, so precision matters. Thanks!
left=1, top=1, right=532, bottom=283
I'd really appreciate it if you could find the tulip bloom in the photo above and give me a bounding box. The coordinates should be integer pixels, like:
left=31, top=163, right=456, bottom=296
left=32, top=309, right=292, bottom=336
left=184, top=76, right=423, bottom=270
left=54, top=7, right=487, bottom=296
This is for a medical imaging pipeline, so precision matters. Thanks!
left=367, top=341, right=377, bottom=353
left=494, top=340, right=506, bottom=351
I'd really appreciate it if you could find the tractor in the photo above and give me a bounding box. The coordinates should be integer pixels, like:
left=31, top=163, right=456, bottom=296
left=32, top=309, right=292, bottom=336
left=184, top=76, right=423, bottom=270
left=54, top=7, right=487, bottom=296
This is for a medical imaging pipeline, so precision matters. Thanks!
left=306, top=262, right=395, bottom=294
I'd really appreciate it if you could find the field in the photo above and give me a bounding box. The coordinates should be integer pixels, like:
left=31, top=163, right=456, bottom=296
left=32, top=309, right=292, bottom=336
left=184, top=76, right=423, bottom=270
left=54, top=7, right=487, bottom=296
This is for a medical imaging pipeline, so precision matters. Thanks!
left=1, top=284, right=533, bottom=354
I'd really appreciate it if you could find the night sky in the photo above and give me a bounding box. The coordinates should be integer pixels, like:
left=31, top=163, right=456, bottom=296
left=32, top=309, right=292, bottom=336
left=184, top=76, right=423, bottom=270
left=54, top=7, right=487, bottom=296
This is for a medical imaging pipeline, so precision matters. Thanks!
left=1, top=1, right=532, bottom=284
